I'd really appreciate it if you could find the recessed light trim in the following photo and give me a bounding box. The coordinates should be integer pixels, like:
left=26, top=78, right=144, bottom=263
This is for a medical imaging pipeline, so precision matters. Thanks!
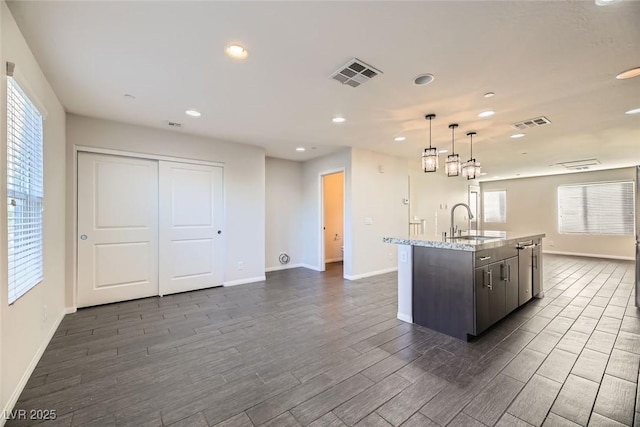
left=510, top=133, right=526, bottom=139
left=478, top=110, right=495, bottom=118
left=413, top=74, right=435, bottom=86
left=625, top=107, right=640, bottom=115
left=296, top=147, right=306, bottom=152
left=479, top=172, right=487, bottom=176
left=225, top=43, right=248, bottom=60
left=616, top=67, right=640, bottom=80
left=595, top=0, right=617, bottom=6
left=394, top=136, right=406, bottom=142
left=185, top=109, right=201, bottom=117
left=483, top=92, right=495, bottom=98
left=332, top=117, right=346, bottom=123
left=438, top=149, right=448, bottom=154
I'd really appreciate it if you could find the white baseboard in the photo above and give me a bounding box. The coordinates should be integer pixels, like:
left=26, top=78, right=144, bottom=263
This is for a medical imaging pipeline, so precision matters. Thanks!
left=265, top=263, right=303, bottom=273
left=1, top=309, right=66, bottom=427
left=543, top=250, right=634, bottom=261
left=397, top=312, right=413, bottom=323
left=301, top=264, right=323, bottom=272
left=65, top=307, right=77, bottom=314
left=223, top=275, right=266, bottom=287
left=344, top=267, right=398, bottom=281
left=325, top=258, right=344, bottom=263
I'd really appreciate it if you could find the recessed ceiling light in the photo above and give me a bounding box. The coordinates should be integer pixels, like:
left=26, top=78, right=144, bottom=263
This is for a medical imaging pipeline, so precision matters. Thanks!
left=521, top=152, right=528, bottom=155
left=510, top=133, right=526, bottom=139
left=185, top=109, right=201, bottom=117
left=394, top=136, right=406, bottom=142
left=616, top=67, right=640, bottom=80
left=625, top=107, right=640, bottom=115
left=225, top=43, right=248, bottom=60
left=478, top=110, right=495, bottom=118
left=480, top=172, right=487, bottom=176
left=438, top=149, right=448, bottom=154
left=483, top=92, right=495, bottom=98
left=413, top=74, right=435, bottom=86
left=595, top=0, right=617, bottom=6
left=296, top=147, right=306, bottom=152
left=332, top=117, right=346, bottom=123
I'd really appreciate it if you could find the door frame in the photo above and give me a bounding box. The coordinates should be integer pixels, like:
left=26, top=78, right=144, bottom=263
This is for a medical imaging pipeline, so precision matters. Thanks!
left=319, top=168, right=346, bottom=274
left=71, top=146, right=225, bottom=310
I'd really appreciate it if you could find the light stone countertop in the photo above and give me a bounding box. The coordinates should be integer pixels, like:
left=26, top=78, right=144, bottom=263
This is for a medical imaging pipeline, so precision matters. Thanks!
left=383, top=230, right=545, bottom=252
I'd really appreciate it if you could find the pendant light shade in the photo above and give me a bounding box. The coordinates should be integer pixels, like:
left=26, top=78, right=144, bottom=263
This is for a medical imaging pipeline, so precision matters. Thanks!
left=445, top=123, right=461, bottom=177
left=422, top=114, right=438, bottom=172
left=462, top=131, right=482, bottom=180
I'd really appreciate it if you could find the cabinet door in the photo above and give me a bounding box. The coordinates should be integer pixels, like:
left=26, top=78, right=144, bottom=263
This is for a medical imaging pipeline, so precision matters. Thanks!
left=504, top=257, right=519, bottom=313
left=488, top=262, right=506, bottom=326
left=475, top=266, right=491, bottom=334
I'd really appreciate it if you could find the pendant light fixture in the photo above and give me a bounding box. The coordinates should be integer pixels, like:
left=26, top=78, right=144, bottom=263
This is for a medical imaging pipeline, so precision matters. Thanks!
left=421, top=114, right=438, bottom=172
left=445, top=124, right=461, bottom=177
left=462, top=131, right=482, bottom=180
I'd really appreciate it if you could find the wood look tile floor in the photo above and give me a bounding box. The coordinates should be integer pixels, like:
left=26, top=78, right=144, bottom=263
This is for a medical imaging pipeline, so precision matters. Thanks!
left=8, top=256, right=640, bottom=427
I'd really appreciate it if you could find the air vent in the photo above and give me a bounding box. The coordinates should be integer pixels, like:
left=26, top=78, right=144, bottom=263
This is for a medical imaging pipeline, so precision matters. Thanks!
left=555, top=159, right=600, bottom=170
left=165, top=121, right=183, bottom=129
left=512, top=116, right=551, bottom=130
left=330, top=58, right=382, bottom=88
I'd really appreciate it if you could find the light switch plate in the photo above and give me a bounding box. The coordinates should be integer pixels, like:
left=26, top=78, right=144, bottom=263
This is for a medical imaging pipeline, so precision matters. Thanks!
left=364, top=217, right=373, bottom=225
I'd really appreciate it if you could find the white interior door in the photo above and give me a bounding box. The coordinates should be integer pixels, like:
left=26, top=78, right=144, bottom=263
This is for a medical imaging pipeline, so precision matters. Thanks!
left=159, top=161, right=224, bottom=295
left=77, top=152, right=159, bottom=307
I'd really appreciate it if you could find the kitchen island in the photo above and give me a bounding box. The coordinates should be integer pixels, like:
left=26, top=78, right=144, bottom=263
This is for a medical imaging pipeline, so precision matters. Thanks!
left=384, top=231, right=545, bottom=341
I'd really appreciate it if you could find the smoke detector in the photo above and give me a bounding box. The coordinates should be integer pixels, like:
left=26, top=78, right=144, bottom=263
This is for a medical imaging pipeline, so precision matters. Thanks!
left=512, top=116, right=551, bottom=130
left=330, top=58, right=382, bottom=88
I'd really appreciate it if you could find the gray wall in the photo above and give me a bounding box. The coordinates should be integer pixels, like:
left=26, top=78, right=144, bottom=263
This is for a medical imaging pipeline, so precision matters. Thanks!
left=480, top=167, right=636, bottom=259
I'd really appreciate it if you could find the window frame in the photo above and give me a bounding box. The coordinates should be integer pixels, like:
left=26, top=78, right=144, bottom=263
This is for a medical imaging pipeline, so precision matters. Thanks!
left=6, top=68, right=46, bottom=305
left=483, top=189, right=507, bottom=224
left=557, top=180, right=635, bottom=236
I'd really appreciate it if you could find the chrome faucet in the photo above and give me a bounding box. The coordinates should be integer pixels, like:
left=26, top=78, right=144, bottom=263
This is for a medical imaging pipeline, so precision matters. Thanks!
left=450, top=203, right=474, bottom=238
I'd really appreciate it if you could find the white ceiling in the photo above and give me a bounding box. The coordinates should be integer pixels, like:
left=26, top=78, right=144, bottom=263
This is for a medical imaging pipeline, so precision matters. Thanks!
left=7, top=0, right=640, bottom=180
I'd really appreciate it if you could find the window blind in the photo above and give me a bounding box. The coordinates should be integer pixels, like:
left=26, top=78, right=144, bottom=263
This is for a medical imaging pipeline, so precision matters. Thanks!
left=558, top=181, right=634, bottom=235
left=483, top=190, right=506, bottom=223
left=7, top=75, right=44, bottom=304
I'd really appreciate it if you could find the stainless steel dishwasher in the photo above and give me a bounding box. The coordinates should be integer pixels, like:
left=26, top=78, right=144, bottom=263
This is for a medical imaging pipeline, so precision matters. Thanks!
left=517, top=240, right=535, bottom=305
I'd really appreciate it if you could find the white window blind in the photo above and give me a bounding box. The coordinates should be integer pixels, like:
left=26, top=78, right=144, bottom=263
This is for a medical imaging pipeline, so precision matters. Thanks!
left=558, top=182, right=634, bottom=235
left=483, top=190, right=506, bottom=223
left=7, top=75, right=44, bottom=304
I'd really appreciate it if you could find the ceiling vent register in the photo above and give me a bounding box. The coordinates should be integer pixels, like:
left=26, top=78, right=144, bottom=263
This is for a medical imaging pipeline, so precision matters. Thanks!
left=512, top=116, right=551, bottom=130
left=165, top=121, right=183, bottom=129
left=330, top=58, right=382, bottom=88
left=555, top=159, right=600, bottom=170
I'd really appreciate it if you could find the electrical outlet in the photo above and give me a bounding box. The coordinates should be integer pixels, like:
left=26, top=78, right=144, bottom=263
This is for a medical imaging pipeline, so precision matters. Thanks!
left=237, top=261, right=244, bottom=271
left=400, top=251, right=408, bottom=263
left=549, top=240, right=554, bottom=247
left=388, top=252, right=393, bottom=261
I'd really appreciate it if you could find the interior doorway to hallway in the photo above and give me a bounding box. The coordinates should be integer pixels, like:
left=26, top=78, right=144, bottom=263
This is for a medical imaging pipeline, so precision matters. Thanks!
left=321, top=171, right=344, bottom=274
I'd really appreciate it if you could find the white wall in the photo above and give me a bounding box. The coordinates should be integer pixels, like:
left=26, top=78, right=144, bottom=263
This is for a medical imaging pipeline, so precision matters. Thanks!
left=1, top=2, right=67, bottom=418
left=350, top=148, right=408, bottom=279
left=265, top=157, right=303, bottom=271
left=480, top=167, right=636, bottom=259
left=323, top=172, right=344, bottom=263
left=409, top=162, right=471, bottom=237
left=65, top=114, right=266, bottom=298
left=301, top=149, right=351, bottom=274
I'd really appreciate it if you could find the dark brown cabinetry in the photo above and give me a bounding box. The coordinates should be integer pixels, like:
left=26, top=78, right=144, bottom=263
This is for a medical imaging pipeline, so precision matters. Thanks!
left=412, top=237, right=542, bottom=341
left=474, top=255, right=518, bottom=335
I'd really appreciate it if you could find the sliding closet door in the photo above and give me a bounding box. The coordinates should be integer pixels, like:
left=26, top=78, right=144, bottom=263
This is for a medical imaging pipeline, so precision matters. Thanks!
left=77, top=152, right=159, bottom=307
left=159, top=161, right=224, bottom=295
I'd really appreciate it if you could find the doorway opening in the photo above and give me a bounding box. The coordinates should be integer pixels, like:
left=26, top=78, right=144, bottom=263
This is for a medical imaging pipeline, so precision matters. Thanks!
left=321, top=171, right=344, bottom=275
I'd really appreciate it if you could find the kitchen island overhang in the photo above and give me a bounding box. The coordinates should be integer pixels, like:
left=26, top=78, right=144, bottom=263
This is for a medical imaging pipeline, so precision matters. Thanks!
left=385, top=232, right=545, bottom=341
